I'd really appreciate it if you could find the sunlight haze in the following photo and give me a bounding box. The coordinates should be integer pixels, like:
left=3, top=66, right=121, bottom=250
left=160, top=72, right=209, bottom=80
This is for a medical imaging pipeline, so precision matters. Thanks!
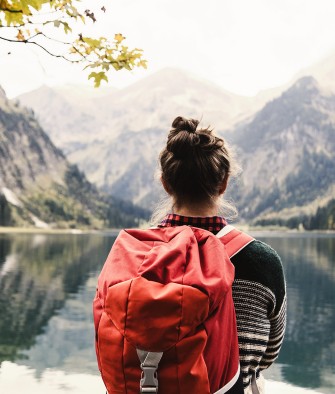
left=1, top=0, right=335, bottom=97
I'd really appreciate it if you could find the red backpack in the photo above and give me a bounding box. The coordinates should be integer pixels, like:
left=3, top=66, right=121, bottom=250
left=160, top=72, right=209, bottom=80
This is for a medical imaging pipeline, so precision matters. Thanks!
left=93, top=225, right=253, bottom=394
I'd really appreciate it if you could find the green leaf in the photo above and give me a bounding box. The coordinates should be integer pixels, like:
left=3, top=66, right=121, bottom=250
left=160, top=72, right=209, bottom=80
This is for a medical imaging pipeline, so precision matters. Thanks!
left=57, top=20, right=71, bottom=33
left=20, top=0, right=46, bottom=13
left=19, top=0, right=31, bottom=14
left=27, top=0, right=45, bottom=11
left=63, top=22, right=71, bottom=33
left=138, top=59, right=148, bottom=69
left=83, top=61, right=101, bottom=70
left=82, top=36, right=101, bottom=48
left=4, top=10, right=24, bottom=25
left=88, top=71, right=108, bottom=88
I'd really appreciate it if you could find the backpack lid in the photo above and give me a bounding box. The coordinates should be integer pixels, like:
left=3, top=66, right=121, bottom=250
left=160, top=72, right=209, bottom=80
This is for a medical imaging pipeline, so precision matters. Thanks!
left=105, top=276, right=209, bottom=351
left=97, top=225, right=235, bottom=314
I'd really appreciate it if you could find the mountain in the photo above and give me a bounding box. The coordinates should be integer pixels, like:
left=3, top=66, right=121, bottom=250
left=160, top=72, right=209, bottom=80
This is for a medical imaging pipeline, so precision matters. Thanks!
left=297, top=51, right=335, bottom=93
left=16, top=69, right=335, bottom=229
left=228, top=76, right=335, bottom=227
left=16, top=85, right=114, bottom=154
left=0, top=87, right=148, bottom=228
left=18, top=68, right=268, bottom=152
left=77, top=74, right=335, bottom=228
left=17, top=68, right=275, bottom=206
left=69, top=75, right=335, bottom=226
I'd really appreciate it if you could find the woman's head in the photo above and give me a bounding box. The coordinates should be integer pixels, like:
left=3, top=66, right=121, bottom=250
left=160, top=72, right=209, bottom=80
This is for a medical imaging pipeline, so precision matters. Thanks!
left=159, top=116, right=234, bottom=211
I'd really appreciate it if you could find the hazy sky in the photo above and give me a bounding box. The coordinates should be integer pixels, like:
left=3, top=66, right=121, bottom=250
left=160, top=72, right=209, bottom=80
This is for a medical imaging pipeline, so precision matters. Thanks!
left=1, top=0, right=335, bottom=98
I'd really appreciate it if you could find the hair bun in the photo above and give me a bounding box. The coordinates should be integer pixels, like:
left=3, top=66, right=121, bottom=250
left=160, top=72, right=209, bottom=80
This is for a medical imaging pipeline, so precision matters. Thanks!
left=172, top=116, right=199, bottom=133
left=168, top=116, right=222, bottom=159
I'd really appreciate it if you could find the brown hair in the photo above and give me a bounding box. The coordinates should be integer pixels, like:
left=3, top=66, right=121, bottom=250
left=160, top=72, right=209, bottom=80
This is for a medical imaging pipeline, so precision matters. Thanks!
left=159, top=116, right=233, bottom=208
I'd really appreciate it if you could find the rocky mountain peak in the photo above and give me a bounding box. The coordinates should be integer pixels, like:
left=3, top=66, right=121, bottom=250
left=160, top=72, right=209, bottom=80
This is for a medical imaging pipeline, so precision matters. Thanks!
left=232, top=72, right=335, bottom=153
left=0, top=86, right=7, bottom=99
left=284, top=75, right=320, bottom=98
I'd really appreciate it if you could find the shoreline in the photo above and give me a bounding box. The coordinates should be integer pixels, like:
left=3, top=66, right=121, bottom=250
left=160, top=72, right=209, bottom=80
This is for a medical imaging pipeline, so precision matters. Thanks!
left=0, top=227, right=120, bottom=235
left=0, top=225, right=334, bottom=236
left=0, top=362, right=327, bottom=394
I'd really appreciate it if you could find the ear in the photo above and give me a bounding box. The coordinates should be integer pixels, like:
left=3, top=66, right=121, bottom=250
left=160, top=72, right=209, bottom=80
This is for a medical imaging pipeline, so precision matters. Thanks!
left=218, top=175, right=229, bottom=195
left=160, top=176, right=172, bottom=195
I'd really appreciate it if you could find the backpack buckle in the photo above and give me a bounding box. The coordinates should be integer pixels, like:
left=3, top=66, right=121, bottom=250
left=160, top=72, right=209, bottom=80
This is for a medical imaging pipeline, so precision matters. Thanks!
left=137, top=349, right=163, bottom=393
left=140, top=365, right=159, bottom=393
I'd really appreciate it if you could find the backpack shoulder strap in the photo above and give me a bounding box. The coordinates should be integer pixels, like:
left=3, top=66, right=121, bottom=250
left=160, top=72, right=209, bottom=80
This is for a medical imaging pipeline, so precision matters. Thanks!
left=216, top=225, right=254, bottom=259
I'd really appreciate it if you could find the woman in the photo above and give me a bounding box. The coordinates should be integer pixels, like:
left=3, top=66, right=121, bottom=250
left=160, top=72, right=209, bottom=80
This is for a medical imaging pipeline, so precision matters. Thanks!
left=154, top=116, right=287, bottom=394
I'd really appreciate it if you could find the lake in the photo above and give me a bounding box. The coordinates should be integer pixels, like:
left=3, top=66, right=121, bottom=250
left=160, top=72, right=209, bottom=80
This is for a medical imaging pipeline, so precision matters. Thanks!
left=0, top=231, right=334, bottom=393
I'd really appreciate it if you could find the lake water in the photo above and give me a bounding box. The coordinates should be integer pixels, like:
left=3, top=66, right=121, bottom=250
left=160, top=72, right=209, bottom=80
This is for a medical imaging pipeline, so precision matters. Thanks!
left=0, top=231, right=334, bottom=393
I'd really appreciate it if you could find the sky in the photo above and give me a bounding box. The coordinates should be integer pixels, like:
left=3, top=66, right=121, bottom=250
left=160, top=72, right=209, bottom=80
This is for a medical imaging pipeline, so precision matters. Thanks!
left=1, top=0, right=335, bottom=98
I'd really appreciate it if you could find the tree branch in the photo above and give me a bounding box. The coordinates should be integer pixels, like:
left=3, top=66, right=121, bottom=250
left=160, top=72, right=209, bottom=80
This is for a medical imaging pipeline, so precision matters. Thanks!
left=26, top=32, right=42, bottom=40
left=39, top=31, right=72, bottom=45
left=0, top=35, right=24, bottom=43
left=0, top=7, right=23, bottom=13
left=0, top=35, right=81, bottom=63
left=0, top=20, right=42, bottom=27
left=71, top=44, right=88, bottom=60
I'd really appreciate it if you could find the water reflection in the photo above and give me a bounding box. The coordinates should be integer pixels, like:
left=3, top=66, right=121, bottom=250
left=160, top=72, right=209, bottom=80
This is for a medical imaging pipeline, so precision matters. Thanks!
left=0, top=233, right=114, bottom=367
left=258, top=235, right=335, bottom=393
left=0, top=232, right=334, bottom=394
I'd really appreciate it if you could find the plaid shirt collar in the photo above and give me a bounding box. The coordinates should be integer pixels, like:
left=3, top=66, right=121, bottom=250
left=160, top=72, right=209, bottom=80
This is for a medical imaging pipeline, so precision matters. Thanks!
left=158, top=213, right=227, bottom=234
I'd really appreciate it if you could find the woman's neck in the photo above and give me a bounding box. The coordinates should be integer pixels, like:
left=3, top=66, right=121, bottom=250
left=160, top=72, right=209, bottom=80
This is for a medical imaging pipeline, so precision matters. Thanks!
left=173, top=202, right=219, bottom=217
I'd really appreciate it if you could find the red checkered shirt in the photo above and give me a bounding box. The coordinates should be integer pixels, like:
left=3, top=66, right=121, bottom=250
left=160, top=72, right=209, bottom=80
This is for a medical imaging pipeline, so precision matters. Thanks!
left=158, top=213, right=227, bottom=234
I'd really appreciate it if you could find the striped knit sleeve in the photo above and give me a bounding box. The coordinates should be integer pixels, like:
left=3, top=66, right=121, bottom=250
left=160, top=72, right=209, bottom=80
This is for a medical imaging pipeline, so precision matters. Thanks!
left=261, top=288, right=287, bottom=370
left=231, top=240, right=287, bottom=387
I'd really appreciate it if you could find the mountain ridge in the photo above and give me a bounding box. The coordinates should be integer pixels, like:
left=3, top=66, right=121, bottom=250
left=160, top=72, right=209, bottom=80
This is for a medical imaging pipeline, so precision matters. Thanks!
left=15, top=68, right=335, bottom=229
left=0, top=87, right=149, bottom=228
left=18, top=68, right=274, bottom=151
left=228, top=75, right=335, bottom=226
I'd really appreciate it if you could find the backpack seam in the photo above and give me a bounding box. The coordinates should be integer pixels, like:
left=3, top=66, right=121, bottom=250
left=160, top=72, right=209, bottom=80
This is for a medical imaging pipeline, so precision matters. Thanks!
left=122, top=278, right=134, bottom=394
left=137, top=240, right=156, bottom=273
left=94, top=295, right=103, bottom=372
left=176, top=235, right=189, bottom=340
left=175, top=343, right=182, bottom=394
left=176, top=232, right=192, bottom=394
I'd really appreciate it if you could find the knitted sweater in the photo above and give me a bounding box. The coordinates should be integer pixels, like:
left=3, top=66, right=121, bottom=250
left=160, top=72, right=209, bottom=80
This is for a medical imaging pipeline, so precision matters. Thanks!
left=159, top=214, right=287, bottom=390
left=231, top=240, right=286, bottom=388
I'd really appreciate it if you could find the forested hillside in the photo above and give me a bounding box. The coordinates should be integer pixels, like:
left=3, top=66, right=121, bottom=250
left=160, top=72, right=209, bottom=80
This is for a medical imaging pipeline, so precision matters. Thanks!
left=229, top=76, right=335, bottom=229
left=0, top=87, right=149, bottom=228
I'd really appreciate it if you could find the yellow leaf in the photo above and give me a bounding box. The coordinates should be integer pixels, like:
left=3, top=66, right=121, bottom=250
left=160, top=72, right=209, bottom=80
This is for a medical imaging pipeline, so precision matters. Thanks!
left=69, top=46, right=78, bottom=54
left=114, top=33, right=125, bottom=43
left=138, top=60, right=148, bottom=69
left=4, top=10, right=24, bottom=25
left=16, top=29, right=25, bottom=41
left=88, top=71, right=108, bottom=88
left=61, top=21, right=71, bottom=33
left=82, top=36, right=101, bottom=47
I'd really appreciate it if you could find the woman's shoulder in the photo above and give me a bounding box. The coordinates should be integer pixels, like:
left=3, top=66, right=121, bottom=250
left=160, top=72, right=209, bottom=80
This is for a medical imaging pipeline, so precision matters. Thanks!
left=240, top=238, right=282, bottom=268
left=231, top=237, right=286, bottom=304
